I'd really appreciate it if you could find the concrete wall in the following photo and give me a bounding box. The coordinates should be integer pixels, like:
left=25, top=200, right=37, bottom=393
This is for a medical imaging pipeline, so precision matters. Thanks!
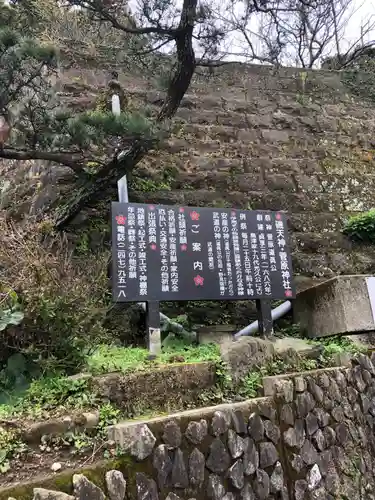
left=3, top=353, right=375, bottom=500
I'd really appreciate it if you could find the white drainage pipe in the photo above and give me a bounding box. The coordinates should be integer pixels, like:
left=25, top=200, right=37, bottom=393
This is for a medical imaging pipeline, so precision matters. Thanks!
left=233, top=301, right=292, bottom=339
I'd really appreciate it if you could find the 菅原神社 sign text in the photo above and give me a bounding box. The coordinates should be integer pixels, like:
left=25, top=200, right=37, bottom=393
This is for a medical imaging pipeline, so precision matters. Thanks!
left=111, top=202, right=295, bottom=302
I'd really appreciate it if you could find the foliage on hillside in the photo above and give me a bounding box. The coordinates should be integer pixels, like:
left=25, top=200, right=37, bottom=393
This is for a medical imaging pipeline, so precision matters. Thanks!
left=0, top=216, right=111, bottom=386
left=343, top=209, right=375, bottom=243
left=340, top=49, right=375, bottom=105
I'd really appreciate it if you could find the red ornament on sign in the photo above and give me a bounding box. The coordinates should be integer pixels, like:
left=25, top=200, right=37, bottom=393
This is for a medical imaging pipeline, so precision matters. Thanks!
left=149, top=205, right=155, bottom=210
left=180, top=244, right=187, bottom=251
left=190, top=211, right=200, bottom=221
left=150, top=243, right=157, bottom=251
left=285, top=290, right=292, bottom=298
left=194, top=275, right=204, bottom=286
left=276, top=213, right=282, bottom=220
left=179, top=207, right=185, bottom=213
left=116, top=215, right=126, bottom=225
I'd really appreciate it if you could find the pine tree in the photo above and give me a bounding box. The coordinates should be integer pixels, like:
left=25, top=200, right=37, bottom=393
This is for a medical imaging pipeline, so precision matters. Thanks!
left=0, top=0, right=224, bottom=228
left=0, top=1, right=157, bottom=178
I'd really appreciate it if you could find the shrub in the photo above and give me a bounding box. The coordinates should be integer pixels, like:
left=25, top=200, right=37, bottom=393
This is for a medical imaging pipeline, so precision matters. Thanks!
left=343, top=209, right=375, bottom=242
left=0, top=289, right=24, bottom=332
left=0, top=215, right=111, bottom=377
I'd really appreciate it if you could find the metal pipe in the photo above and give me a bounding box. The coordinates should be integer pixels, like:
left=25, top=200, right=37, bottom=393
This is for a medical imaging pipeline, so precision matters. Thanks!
left=233, top=301, right=292, bottom=339
left=139, top=302, right=196, bottom=340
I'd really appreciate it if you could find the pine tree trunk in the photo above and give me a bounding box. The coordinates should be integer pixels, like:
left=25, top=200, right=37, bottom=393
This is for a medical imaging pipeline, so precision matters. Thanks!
left=54, top=0, right=197, bottom=230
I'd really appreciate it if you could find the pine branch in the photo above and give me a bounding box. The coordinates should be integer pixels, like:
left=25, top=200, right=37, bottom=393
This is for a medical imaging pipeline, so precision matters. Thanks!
left=54, top=142, right=146, bottom=228
left=0, top=148, right=86, bottom=175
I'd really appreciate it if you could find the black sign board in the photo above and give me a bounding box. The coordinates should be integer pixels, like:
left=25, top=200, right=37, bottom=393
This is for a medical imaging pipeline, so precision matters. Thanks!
left=111, top=202, right=295, bottom=303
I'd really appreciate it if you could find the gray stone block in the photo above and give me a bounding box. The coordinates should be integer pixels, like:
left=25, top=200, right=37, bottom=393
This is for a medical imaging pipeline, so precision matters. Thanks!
left=107, top=422, right=156, bottom=460
left=294, top=275, right=375, bottom=338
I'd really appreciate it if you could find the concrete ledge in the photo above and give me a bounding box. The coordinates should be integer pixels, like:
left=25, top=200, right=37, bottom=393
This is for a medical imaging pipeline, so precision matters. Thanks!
left=93, top=362, right=216, bottom=409
left=263, top=365, right=347, bottom=397
left=108, top=396, right=271, bottom=431
left=293, top=274, right=375, bottom=338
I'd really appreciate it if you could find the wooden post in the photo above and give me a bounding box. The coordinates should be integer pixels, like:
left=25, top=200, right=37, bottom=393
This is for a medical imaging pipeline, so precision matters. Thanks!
left=146, top=301, right=161, bottom=358
left=256, top=299, right=273, bottom=337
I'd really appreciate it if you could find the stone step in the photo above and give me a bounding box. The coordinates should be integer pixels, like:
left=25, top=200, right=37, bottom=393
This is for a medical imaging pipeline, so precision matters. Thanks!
left=60, top=81, right=375, bottom=113
left=273, top=337, right=323, bottom=359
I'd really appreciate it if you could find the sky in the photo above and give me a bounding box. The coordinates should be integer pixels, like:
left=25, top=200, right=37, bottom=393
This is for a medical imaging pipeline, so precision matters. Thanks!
left=128, top=0, right=375, bottom=67
left=229, top=0, right=375, bottom=65
left=5, top=0, right=372, bottom=67
left=337, top=0, right=375, bottom=49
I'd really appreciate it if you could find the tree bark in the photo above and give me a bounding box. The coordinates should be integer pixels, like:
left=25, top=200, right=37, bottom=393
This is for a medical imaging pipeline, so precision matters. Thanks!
left=54, top=0, right=198, bottom=230
left=1, top=148, right=85, bottom=175
left=54, top=144, right=145, bottom=229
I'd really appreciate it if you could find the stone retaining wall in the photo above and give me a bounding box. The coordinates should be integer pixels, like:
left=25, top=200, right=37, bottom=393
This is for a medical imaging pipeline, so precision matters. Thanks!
left=3, top=353, right=375, bottom=500
left=2, top=64, right=375, bottom=280
left=107, top=399, right=287, bottom=500
left=263, top=362, right=375, bottom=499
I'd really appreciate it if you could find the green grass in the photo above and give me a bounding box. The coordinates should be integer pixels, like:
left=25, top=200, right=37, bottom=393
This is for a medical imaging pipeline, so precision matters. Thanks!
left=275, top=323, right=366, bottom=361
left=0, top=340, right=221, bottom=464
left=343, top=209, right=375, bottom=243
left=87, top=346, right=150, bottom=374
left=0, top=340, right=220, bottom=419
left=318, top=335, right=366, bottom=353
left=0, top=330, right=368, bottom=470
left=0, top=332, right=364, bottom=423
left=86, top=340, right=220, bottom=375
left=317, top=335, right=366, bottom=366
left=0, top=375, right=96, bottom=419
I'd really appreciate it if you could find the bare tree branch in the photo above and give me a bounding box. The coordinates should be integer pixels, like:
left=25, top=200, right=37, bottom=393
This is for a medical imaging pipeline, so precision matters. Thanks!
left=223, top=0, right=375, bottom=68
left=64, top=0, right=178, bottom=36
left=54, top=0, right=201, bottom=228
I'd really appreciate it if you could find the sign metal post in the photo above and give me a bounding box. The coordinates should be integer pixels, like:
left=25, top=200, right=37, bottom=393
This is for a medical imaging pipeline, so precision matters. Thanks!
left=146, top=301, right=161, bottom=358
left=256, top=299, right=274, bottom=337
left=113, top=90, right=161, bottom=355
left=116, top=180, right=162, bottom=355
